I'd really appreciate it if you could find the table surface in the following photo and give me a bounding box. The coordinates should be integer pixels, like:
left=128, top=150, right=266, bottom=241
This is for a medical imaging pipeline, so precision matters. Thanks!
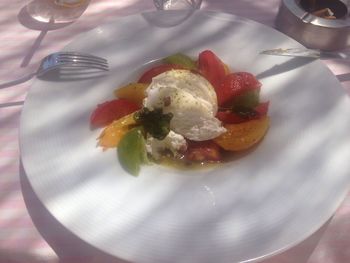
left=1, top=1, right=350, bottom=262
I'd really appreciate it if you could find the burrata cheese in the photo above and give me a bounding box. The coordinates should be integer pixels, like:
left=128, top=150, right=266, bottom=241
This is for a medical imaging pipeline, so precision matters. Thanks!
left=143, top=69, right=226, bottom=141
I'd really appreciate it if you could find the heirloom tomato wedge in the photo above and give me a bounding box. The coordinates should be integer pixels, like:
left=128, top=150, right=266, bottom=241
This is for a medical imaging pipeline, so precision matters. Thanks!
left=216, top=72, right=262, bottom=107
left=98, top=113, right=136, bottom=149
left=198, top=50, right=226, bottom=88
left=214, top=116, right=270, bottom=151
left=114, top=83, right=148, bottom=106
left=90, top=98, right=140, bottom=128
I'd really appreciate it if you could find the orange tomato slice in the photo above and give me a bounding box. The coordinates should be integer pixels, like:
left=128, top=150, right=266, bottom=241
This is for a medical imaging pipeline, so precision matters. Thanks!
left=114, top=83, right=148, bottom=106
left=214, top=116, right=270, bottom=151
left=98, top=113, right=136, bottom=149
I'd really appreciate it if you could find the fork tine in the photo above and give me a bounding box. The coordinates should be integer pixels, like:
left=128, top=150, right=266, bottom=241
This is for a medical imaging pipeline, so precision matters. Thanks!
left=37, top=51, right=110, bottom=77
left=58, top=54, right=108, bottom=64
left=57, top=57, right=109, bottom=68
left=57, top=51, right=107, bottom=59
left=57, top=56, right=108, bottom=67
left=57, top=52, right=107, bottom=63
left=60, top=62, right=109, bottom=71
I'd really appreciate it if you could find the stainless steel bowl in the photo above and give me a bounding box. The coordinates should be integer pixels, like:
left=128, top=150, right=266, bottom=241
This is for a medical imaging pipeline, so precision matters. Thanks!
left=276, top=0, right=350, bottom=50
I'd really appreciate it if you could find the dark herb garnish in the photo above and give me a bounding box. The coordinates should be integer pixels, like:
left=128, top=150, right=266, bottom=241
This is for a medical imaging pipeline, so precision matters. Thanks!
left=134, top=108, right=173, bottom=140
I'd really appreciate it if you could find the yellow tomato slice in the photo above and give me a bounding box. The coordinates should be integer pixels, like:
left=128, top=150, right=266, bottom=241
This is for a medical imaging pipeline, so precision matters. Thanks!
left=223, top=63, right=231, bottom=75
left=114, top=83, right=148, bottom=106
left=214, top=116, right=270, bottom=151
left=98, top=113, right=136, bottom=149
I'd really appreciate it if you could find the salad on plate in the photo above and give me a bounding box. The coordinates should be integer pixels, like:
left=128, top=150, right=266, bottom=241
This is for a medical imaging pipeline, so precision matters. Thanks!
left=90, top=50, right=270, bottom=175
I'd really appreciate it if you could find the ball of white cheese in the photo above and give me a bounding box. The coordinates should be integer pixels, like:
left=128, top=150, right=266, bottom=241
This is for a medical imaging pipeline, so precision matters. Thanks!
left=143, top=70, right=226, bottom=141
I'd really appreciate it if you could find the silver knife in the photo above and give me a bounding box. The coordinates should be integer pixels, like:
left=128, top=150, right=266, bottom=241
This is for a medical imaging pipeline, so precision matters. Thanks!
left=260, top=48, right=350, bottom=59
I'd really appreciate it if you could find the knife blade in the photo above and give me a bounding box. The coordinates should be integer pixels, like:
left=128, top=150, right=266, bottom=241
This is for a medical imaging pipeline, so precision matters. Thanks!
left=260, top=48, right=350, bottom=59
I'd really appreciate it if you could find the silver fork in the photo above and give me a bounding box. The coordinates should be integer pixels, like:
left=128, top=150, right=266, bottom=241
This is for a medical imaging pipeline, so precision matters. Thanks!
left=0, top=51, right=109, bottom=89
left=37, top=51, right=109, bottom=76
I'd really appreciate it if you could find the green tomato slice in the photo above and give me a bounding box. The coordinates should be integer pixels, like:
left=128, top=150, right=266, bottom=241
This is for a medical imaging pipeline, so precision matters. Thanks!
left=162, top=53, right=196, bottom=70
left=117, top=127, right=147, bottom=176
left=232, top=89, right=260, bottom=109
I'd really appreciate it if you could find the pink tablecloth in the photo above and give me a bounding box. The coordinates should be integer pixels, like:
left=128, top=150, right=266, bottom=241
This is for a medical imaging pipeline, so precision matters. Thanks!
left=1, top=1, right=349, bottom=262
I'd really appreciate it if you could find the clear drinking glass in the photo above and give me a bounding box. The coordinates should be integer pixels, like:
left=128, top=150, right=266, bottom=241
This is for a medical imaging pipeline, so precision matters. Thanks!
left=154, top=0, right=202, bottom=10
left=26, top=0, right=90, bottom=24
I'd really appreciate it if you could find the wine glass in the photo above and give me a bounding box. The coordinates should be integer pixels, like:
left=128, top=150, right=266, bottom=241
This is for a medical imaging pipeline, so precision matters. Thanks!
left=26, top=0, right=90, bottom=24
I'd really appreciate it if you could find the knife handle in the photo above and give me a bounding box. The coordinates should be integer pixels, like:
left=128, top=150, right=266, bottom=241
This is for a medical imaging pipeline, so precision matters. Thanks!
left=320, top=50, right=350, bottom=60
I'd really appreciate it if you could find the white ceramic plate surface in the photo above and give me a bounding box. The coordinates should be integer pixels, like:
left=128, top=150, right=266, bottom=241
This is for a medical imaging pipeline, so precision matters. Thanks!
left=20, top=11, right=350, bottom=263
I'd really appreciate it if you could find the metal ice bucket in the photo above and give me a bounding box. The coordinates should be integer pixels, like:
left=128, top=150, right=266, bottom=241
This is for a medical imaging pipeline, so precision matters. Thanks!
left=276, top=0, right=350, bottom=50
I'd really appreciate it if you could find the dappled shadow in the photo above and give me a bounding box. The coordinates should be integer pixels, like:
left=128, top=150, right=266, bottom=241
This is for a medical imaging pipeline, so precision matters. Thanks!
left=16, top=0, right=90, bottom=68
left=0, top=73, right=36, bottom=89
left=17, top=6, right=350, bottom=263
left=317, top=204, right=350, bottom=263
left=0, top=248, right=47, bottom=263
left=337, top=72, right=350, bottom=82
left=20, top=162, right=130, bottom=263
left=256, top=57, right=315, bottom=79
left=37, top=68, right=109, bottom=82
left=0, top=106, right=21, bottom=219
left=142, top=9, right=198, bottom=27
left=260, top=219, right=331, bottom=263
left=336, top=72, right=350, bottom=94
left=0, top=101, right=24, bottom=108
left=0, top=0, right=153, bottom=89
left=0, top=106, right=21, bottom=127
left=0, top=164, right=20, bottom=209
left=202, top=0, right=279, bottom=27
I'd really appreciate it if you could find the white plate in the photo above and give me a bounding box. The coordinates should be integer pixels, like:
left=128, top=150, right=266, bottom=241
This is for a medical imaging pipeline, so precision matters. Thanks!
left=20, top=11, right=350, bottom=263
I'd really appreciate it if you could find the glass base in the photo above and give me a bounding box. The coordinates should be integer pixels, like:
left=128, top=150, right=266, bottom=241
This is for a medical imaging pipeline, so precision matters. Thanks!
left=154, top=0, right=202, bottom=10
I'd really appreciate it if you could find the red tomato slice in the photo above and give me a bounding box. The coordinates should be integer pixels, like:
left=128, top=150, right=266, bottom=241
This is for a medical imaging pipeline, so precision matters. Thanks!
left=185, top=140, right=222, bottom=162
left=216, top=111, right=246, bottom=124
left=216, top=102, right=270, bottom=124
left=216, top=72, right=262, bottom=106
left=198, top=50, right=226, bottom=88
left=90, top=98, right=140, bottom=128
left=138, top=64, right=184, bottom=83
left=255, top=101, right=269, bottom=116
